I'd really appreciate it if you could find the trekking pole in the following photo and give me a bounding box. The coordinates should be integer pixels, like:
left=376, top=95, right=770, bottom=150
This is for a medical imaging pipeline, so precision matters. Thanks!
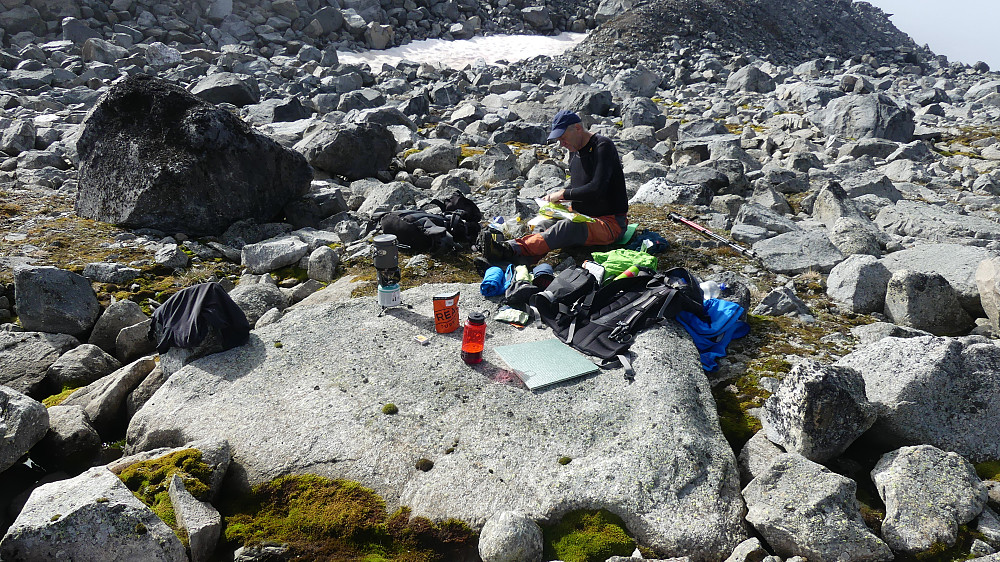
left=667, top=212, right=759, bottom=260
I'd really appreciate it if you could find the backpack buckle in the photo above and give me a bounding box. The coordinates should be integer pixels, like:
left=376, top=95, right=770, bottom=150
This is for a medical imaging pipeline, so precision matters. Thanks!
left=609, top=323, right=633, bottom=343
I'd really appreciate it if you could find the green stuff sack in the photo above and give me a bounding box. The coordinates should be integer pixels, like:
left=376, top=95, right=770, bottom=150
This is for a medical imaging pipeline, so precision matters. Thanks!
left=591, top=249, right=658, bottom=281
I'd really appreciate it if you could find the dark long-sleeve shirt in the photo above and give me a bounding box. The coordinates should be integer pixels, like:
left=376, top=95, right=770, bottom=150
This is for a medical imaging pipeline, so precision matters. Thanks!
left=562, top=134, right=628, bottom=218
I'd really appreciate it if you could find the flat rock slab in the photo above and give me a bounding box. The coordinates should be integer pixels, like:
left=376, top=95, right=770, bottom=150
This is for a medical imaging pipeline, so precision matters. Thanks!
left=875, top=200, right=1000, bottom=243
left=127, top=283, right=747, bottom=559
left=752, top=229, right=844, bottom=274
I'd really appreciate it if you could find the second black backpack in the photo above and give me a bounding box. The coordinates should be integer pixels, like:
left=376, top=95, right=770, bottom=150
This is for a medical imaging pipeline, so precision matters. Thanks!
left=529, top=266, right=710, bottom=379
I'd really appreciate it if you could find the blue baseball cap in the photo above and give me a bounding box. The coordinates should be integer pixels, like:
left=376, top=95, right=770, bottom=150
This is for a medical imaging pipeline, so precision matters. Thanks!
left=547, top=110, right=581, bottom=141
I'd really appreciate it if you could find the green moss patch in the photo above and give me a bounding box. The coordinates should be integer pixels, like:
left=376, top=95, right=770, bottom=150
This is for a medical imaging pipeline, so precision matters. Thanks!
left=42, top=385, right=81, bottom=407
left=975, top=460, right=1000, bottom=481
left=114, top=448, right=214, bottom=546
left=542, top=509, right=636, bottom=562
left=222, top=474, right=475, bottom=561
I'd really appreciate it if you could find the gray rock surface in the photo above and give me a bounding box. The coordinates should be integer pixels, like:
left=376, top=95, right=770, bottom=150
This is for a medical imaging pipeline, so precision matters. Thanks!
left=478, top=511, right=543, bottom=562
left=241, top=234, right=309, bottom=274
left=837, top=336, right=1000, bottom=462
left=190, top=72, right=260, bottom=106
left=884, top=269, right=975, bottom=336
left=827, top=254, right=892, bottom=314
left=14, top=265, right=100, bottom=338
left=60, top=356, right=157, bottom=439
left=46, top=344, right=122, bottom=389
left=723, top=537, right=769, bottom=562
left=760, top=360, right=875, bottom=463
left=168, top=474, right=221, bottom=562
left=872, top=445, right=987, bottom=553
left=743, top=453, right=892, bottom=562
left=0, top=385, right=49, bottom=473
left=88, top=300, right=149, bottom=354
left=0, top=331, right=80, bottom=398
left=752, top=230, right=844, bottom=274
left=630, top=177, right=714, bottom=206
left=737, top=431, right=784, bottom=486
left=812, top=93, right=914, bottom=142
left=876, top=200, right=1000, bottom=243
left=751, top=286, right=812, bottom=319
left=127, top=283, right=748, bottom=558
left=0, top=466, right=186, bottom=561
left=880, top=243, right=996, bottom=318
left=977, top=257, right=1000, bottom=334
left=82, top=262, right=141, bottom=285
left=228, top=278, right=288, bottom=327
left=294, top=122, right=397, bottom=181
left=115, top=319, right=156, bottom=364
left=31, top=404, right=101, bottom=471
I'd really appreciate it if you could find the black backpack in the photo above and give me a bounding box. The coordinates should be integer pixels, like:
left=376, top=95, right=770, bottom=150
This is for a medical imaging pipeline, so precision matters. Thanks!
left=529, top=266, right=709, bottom=380
left=374, top=191, right=482, bottom=253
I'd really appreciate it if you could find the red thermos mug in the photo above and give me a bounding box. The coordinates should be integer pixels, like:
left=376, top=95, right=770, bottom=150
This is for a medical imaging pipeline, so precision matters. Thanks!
left=460, top=311, right=487, bottom=364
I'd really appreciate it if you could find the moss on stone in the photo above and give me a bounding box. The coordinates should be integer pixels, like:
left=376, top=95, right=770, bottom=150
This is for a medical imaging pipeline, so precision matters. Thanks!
left=542, top=509, right=636, bottom=562
left=975, top=460, right=1000, bottom=481
left=42, top=385, right=81, bottom=408
left=558, top=456, right=572, bottom=465
left=221, top=474, right=475, bottom=561
left=114, top=448, right=214, bottom=546
left=382, top=403, right=398, bottom=415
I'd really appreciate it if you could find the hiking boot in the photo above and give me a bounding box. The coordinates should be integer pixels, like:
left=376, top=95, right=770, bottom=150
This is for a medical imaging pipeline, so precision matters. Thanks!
left=482, top=230, right=515, bottom=264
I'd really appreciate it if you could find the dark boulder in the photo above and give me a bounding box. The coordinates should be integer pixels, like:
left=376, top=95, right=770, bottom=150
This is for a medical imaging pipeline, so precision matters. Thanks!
left=75, top=75, right=312, bottom=236
left=190, top=72, right=260, bottom=107
left=294, top=122, right=397, bottom=181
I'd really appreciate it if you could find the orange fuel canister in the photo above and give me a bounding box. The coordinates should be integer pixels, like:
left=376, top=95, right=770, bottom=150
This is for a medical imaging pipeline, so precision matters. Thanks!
left=432, top=291, right=460, bottom=333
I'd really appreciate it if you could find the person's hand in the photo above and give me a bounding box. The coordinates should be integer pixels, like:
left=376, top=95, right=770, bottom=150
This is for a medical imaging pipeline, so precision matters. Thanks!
left=545, top=189, right=566, bottom=202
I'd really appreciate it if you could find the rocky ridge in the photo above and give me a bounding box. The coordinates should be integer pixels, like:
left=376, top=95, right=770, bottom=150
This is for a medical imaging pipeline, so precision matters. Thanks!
left=2, top=0, right=1000, bottom=560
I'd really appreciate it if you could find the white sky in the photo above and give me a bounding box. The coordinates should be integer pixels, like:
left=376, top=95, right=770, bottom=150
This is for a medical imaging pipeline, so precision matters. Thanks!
left=862, top=0, right=998, bottom=70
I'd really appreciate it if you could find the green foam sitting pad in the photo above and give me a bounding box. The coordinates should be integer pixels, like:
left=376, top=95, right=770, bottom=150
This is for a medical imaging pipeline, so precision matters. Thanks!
left=618, top=223, right=638, bottom=245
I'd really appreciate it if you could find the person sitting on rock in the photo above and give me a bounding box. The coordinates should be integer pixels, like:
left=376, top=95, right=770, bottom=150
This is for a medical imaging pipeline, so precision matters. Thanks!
left=484, top=110, right=629, bottom=263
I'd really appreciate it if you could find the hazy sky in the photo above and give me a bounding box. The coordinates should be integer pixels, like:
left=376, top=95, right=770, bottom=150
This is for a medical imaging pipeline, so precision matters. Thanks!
left=862, top=0, right=998, bottom=70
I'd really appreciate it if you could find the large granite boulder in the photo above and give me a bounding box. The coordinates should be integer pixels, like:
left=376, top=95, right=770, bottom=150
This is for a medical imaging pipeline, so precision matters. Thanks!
left=46, top=344, right=122, bottom=389
left=0, top=386, right=49, bottom=473
left=75, top=74, right=312, bottom=236
left=836, top=336, right=1000, bottom=462
left=883, top=269, right=974, bottom=336
left=549, top=85, right=613, bottom=116
left=88, top=299, right=149, bottom=354
left=726, top=65, right=775, bottom=93
left=760, top=360, right=876, bottom=463
left=873, top=445, right=987, bottom=553
left=190, top=72, right=260, bottom=107
left=826, top=254, right=892, bottom=314
left=880, top=243, right=995, bottom=318
left=0, top=331, right=80, bottom=398
left=812, top=93, right=914, bottom=142
left=294, top=122, right=397, bottom=181
left=31, top=404, right=102, bottom=472
left=0, top=467, right=186, bottom=561
left=752, top=229, right=844, bottom=274
left=743, top=453, right=892, bottom=562
left=14, top=265, right=100, bottom=338
left=127, top=283, right=748, bottom=559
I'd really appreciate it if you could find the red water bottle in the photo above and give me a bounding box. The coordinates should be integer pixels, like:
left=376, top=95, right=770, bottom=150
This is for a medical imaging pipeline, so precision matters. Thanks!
left=461, top=311, right=487, bottom=364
